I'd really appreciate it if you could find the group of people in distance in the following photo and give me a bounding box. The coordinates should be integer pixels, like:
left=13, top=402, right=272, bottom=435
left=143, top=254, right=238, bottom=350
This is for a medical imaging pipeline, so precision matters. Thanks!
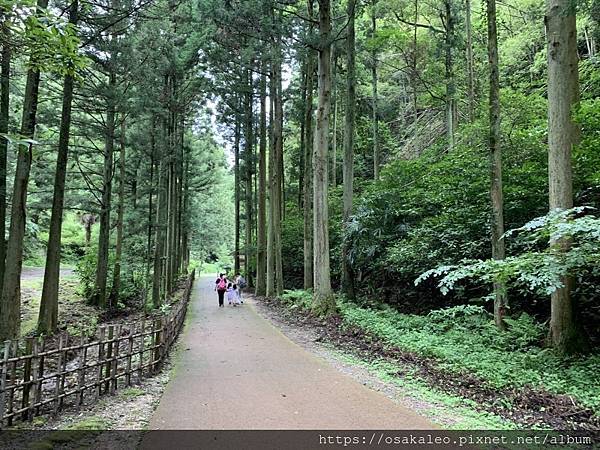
left=214, top=273, right=247, bottom=308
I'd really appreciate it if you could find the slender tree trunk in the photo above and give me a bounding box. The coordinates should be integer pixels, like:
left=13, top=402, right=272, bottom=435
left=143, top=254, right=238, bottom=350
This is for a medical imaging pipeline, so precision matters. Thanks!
left=91, top=72, right=116, bottom=309
left=332, top=55, right=338, bottom=188
left=444, top=0, right=455, bottom=150
left=341, top=0, right=357, bottom=300
left=330, top=45, right=337, bottom=187
left=303, top=0, right=315, bottom=291
left=466, top=0, right=475, bottom=122
left=152, top=159, right=167, bottom=308
left=0, top=0, right=49, bottom=340
left=244, top=69, right=254, bottom=286
left=234, top=114, right=241, bottom=275
left=412, top=0, right=419, bottom=126
left=38, top=0, right=78, bottom=334
left=109, top=118, right=126, bottom=306
left=371, top=0, right=380, bottom=180
left=487, top=0, right=507, bottom=330
left=273, top=32, right=284, bottom=296
left=266, top=66, right=276, bottom=297
left=546, top=0, right=588, bottom=354
left=299, top=63, right=306, bottom=209
left=145, top=118, right=156, bottom=308
left=312, top=0, right=335, bottom=314
left=255, top=66, right=267, bottom=296
left=0, top=20, right=10, bottom=300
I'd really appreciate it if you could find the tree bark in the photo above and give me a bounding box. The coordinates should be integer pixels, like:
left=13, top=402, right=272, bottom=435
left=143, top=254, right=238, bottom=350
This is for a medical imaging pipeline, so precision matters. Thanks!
left=273, top=31, right=284, bottom=296
left=304, top=0, right=315, bottom=291
left=0, top=19, right=10, bottom=300
left=371, top=0, right=380, bottom=180
left=546, top=0, right=588, bottom=354
left=266, top=65, right=276, bottom=297
left=341, top=0, right=356, bottom=300
left=312, top=0, right=335, bottom=314
left=38, top=0, right=78, bottom=334
left=444, top=0, right=455, bottom=150
left=234, top=111, right=241, bottom=275
left=152, top=115, right=169, bottom=308
left=255, top=65, right=267, bottom=297
left=0, top=0, right=49, bottom=340
left=466, top=0, right=475, bottom=122
left=487, top=0, right=507, bottom=330
left=109, top=118, right=126, bottom=306
left=244, top=68, right=254, bottom=286
left=91, top=71, right=116, bottom=309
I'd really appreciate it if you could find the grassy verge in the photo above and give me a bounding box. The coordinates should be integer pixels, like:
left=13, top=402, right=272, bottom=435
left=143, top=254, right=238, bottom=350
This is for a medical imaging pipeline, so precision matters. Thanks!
left=330, top=349, right=516, bottom=429
left=21, top=274, right=97, bottom=336
left=280, top=290, right=600, bottom=416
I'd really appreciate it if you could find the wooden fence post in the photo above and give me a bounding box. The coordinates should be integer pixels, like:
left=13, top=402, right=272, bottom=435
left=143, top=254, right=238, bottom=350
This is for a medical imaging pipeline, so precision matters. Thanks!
left=126, top=325, right=134, bottom=386
left=110, top=325, right=121, bottom=394
left=53, top=335, right=64, bottom=414
left=28, top=338, right=40, bottom=421
left=104, top=326, right=114, bottom=393
left=96, top=327, right=106, bottom=399
left=152, top=318, right=162, bottom=373
left=58, top=334, right=68, bottom=409
left=78, top=335, right=87, bottom=406
left=138, top=319, right=145, bottom=381
left=0, top=341, right=10, bottom=428
left=35, top=338, right=45, bottom=415
left=21, top=337, right=34, bottom=420
left=7, top=339, right=17, bottom=426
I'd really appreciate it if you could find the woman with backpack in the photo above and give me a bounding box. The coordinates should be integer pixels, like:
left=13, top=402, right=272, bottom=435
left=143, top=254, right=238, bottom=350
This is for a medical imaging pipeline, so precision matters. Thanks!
left=215, top=273, right=228, bottom=307
left=235, top=273, right=247, bottom=304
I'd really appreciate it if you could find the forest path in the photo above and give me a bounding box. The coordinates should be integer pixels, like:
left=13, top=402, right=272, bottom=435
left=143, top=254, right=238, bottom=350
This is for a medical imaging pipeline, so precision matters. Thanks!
left=147, top=276, right=435, bottom=430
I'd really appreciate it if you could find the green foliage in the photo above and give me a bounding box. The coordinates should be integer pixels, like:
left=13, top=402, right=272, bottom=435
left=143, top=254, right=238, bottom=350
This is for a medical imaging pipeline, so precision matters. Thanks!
left=279, top=289, right=313, bottom=310
left=338, top=301, right=600, bottom=413
left=417, top=207, right=600, bottom=296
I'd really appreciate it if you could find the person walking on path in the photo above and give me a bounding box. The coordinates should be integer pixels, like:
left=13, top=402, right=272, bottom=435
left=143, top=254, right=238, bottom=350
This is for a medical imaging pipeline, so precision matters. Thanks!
left=227, top=283, right=240, bottom=306
left=235, top=273, right=247, bottom=304
left=215, top=273, right=227, bottom=307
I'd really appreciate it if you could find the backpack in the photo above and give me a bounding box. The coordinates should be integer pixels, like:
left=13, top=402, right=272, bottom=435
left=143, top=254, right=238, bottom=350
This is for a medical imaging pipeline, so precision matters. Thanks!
left=238, top=277, right=247, bottom=289
left=217, top=278, right=227, bottom=290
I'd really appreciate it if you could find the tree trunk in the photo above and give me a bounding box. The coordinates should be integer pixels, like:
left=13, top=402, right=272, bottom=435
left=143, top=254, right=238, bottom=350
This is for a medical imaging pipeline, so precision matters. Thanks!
left=266, top=66, right=276, bottom=297
left=546, top=0, right=588, bottom=354
left=273, top=32, right=284, bottom=296
left=244, top=68, right=254, bottom=286
left=0, top=0, right=49, bottom=341
left=444, top=0, right=455, bottom=150
left=412, top=0, right=419, bottom=126
left=0, top=20, right=10, bottom=299
left=234, top=113, right=241, bottom=276
left=304, top=0, right=315, bottom=291
left=145, top=117, right=156, bottom=309
left=487, top=0, right=507, bottom=330
left=331, top=45, right=337, bottom=187
left=466, top=0, right=475, bottom=122
left=152, top=116, right=169, bottom=308
left=38, top=0, right=78, bottom=334
left=341, top=0, right=356, bottom=300
left=109, top=118, right=126, bottom=306
left=91, top=71, right=116, bottom=309
left=371, top=0, right=380, bottom=180
left=312, top=0, right=335, bottom=314
left=255, top=65, right=267, bottom=296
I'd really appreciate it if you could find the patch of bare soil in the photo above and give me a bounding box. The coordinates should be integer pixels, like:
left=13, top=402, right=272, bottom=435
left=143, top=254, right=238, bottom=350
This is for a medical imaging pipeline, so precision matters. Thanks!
left=254, top=296, right=600, bottom=432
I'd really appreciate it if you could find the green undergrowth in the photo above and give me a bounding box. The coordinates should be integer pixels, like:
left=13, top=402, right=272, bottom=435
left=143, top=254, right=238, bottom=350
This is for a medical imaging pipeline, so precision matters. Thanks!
left=332, top=350, right=516, bottom=429
left=279, top=290, right=600, bottom=415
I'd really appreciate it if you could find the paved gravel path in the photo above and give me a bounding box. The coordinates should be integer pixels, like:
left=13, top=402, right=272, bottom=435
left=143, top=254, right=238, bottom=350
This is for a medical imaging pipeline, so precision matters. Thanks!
left=148, top=276, right=435, bottom=430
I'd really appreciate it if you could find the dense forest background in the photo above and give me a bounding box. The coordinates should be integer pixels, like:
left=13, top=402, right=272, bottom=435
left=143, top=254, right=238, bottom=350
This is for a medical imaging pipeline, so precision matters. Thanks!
left=0, top=0, right=599, bottom=418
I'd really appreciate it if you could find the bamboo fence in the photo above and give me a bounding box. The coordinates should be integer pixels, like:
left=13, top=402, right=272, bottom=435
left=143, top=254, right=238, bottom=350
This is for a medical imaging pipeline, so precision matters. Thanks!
left=0, top=270, right=195, bottom=428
